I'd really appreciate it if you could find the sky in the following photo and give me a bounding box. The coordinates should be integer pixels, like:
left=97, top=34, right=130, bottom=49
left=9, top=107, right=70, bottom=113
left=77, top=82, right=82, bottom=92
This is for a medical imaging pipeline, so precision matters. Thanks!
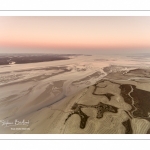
left=0, top=16, right=150, bottom=54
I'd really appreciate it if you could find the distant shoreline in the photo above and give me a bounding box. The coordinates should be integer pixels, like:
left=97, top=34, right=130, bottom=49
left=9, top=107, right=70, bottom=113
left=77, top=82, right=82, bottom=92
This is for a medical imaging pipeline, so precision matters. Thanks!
left=0, top=53, right=71, bottom=65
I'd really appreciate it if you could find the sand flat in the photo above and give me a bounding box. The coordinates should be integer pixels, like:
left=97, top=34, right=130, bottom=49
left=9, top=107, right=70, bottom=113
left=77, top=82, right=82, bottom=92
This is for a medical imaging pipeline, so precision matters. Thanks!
left=1, top=54, right=150, bottom=133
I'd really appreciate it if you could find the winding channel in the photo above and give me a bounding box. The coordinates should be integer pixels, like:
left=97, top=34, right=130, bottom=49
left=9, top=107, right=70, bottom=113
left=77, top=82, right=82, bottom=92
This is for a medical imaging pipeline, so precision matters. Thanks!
left=128, top=85, right=137, bottom=117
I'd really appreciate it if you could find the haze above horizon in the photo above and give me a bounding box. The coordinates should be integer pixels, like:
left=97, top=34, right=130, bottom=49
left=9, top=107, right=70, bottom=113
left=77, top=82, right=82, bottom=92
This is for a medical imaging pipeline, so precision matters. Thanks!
left=0, top=16, right=150, bottom=54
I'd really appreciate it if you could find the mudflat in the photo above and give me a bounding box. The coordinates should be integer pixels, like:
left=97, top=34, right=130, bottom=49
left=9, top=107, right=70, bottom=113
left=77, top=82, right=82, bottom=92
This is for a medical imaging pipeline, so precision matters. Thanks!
left=0, top=54, right=150, bottom=134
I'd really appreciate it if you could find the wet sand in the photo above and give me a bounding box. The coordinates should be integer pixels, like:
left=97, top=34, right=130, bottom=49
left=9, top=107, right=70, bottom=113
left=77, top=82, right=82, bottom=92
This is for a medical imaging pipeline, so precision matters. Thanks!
left=0, top=54, right=150, bottom=133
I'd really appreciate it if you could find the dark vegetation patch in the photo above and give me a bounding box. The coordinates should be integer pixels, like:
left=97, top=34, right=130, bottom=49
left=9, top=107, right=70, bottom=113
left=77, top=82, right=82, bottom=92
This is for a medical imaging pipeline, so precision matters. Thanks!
left=65, top=103, right=89, bottom=129
left=120, top=84, right=134, bottom=111
left=122, top=119, right=133, bottom=134
left=93, top=92, right=114, bottom=101
left=91, top=102, right=118, bottom=119
left=126, top=69, right=150, bottom=78
left=65, top=102, right=118, bottom=129
left=92, top=83, right=114, bottom=101
left=0, top=54, right=70, bottom=65
left=65, top=79, right=150, bottom=131
left=131, top=85, right=150, bottom=121
left=120, top=84, right=150, bottom=121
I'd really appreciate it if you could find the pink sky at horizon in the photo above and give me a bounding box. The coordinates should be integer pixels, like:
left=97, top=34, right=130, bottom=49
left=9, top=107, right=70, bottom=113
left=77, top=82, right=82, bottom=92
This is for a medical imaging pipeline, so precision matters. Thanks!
left=0, top=16, right=150, bottom=53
